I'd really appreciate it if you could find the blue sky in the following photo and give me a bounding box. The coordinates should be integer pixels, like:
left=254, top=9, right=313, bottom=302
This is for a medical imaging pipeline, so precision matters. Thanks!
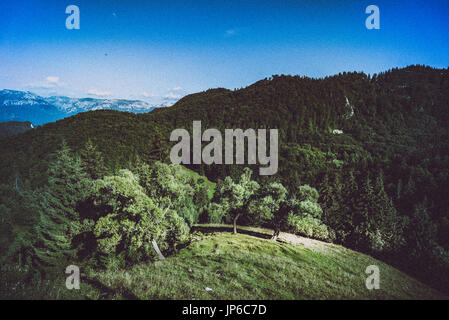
left=0, top=0, right=448, bottom=103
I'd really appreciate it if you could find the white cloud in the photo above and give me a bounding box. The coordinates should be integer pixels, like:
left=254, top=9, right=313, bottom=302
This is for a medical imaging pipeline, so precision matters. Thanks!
left=171, top=86, right=183, bottom=91
left=163, top=92, right=182, bottom=99
left=87, top=89, right=112, bottom=97
left=28, top=76, right=61, bottom=89
left=46, top=76, right=59, bottom=84
left=142, top=91, right=151, bottom=97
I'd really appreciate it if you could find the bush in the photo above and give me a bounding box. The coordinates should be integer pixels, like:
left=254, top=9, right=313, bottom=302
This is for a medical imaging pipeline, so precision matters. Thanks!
left=297, top=185, right=319, bottom=202
left=164, top=210, right=190, bottom=251
left=177, top=197, right=199, bottom=227
left=287, top=214, right=331, bottom=241
left=207, top=202, right=228, bottom=224
left=298, top=199, right=323, bottom=219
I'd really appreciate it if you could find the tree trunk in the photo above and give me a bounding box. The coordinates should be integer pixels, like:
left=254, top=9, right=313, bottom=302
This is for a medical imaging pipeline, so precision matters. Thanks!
left=151, top=239, right=165, bottom=260
left=233, top=214, right=241, bottom=234
left=271, top=228, right=280, bottom=241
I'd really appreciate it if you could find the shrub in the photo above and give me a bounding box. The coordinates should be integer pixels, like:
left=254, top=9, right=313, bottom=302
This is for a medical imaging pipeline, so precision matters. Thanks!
left=207, top=202, right=228, bottom=224
left=177, top=197, right=199, bottom=227
left=164, top=209, right=190, bottom=251
left=287, top=214, right=331, bottom=241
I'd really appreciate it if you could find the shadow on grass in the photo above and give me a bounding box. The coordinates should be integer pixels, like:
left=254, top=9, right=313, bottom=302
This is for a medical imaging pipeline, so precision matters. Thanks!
left=192, top=225, right=272, bottom=240
left=84, top=276, right=139, bottom=300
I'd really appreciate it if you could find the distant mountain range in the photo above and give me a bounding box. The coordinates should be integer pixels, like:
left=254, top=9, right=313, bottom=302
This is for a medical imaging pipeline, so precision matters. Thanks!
left=0, top=89, right=162, bottom=125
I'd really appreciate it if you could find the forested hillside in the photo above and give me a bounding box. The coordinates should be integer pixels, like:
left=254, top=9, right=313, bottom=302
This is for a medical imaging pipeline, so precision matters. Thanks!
left=0, top=121, right=33, bottom=139
left=1, top=65, right=448, bottom=294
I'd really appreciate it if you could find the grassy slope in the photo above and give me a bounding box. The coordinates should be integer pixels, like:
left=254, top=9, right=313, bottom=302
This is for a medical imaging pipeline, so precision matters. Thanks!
left=178, top=167, right=216, bottom=199
left=86, top=225, right=446, bottom=300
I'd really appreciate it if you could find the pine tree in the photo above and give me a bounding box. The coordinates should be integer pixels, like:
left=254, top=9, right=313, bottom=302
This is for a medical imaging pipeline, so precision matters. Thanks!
left=80, top=139, right=107, bottom=180
left=371, top=174, right=406, bottom=252
left=33, top=141, right=89, bottom=271
left=319, top=172, right=345, bottom=242
left=351, top=174, right=375, bottom=250
left=352, top=173, right=405, bottom=253
left=338, top=170, right=359, bottom=244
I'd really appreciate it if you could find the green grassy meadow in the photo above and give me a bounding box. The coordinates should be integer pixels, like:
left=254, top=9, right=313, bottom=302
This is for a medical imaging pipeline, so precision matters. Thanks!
left=82, top=225, right=446, bottom=300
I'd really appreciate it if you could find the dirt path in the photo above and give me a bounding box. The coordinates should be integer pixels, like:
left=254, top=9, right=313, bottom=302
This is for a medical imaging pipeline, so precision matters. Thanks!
left=193, top=224, right=338, bottom=254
